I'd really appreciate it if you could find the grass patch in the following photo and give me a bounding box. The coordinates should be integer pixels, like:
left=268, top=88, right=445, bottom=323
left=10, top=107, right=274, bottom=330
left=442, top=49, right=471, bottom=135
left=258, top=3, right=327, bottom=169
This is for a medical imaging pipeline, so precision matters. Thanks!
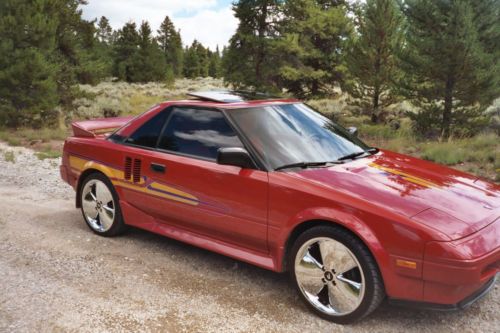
left=420, top=143, right=467, bottom=165
left=348, top=119, right=498, bottom=181
left=359, top=124, right=399, bottom=140
left=4, top=151, right=15, bottom=163
left=35, top=145, right=62, bottom=160
left=0, top=127, right=68, bottom=146
left=0, top=131, right=22, bottom=146
left=384, top=133, right=499, bottom=181
left=18, top=127, right=68, bottom=142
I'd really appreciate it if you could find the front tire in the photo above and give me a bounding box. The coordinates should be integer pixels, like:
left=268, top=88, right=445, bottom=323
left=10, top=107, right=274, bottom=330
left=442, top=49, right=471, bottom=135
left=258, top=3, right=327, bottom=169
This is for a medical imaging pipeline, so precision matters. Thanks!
left=80, top=173, right=126, bottom=237
left=289, top=225, right=384, bottom=324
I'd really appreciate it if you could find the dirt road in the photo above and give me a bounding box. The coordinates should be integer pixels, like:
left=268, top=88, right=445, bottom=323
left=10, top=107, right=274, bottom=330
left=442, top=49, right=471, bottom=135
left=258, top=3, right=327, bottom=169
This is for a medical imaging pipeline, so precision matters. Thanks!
left=0, top=142, right=498, bottom=333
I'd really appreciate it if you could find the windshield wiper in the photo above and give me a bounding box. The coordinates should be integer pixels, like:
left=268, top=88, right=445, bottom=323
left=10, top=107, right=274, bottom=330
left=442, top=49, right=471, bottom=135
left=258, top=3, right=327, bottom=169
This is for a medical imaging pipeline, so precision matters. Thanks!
left=275, top=161, right=343, bottom=171
left=337, top=148, right=379, bottom=161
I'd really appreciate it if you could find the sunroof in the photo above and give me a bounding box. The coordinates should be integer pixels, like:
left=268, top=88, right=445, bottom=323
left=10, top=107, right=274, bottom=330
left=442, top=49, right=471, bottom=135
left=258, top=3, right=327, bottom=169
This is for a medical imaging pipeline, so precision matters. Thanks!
left=187, top=90, right=280, bottom=103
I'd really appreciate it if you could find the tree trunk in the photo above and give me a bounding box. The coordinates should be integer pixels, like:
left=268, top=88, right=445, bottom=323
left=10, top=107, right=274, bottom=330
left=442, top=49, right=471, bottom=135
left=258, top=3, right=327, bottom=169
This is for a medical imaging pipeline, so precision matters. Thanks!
left=371, top=85, right=380, bottom=124
left=372, top=51, right=382, bottom=124
left=442, top=76, right=454, bottom=139
left=255, top=2, right=268, bottom=88
left=371, top=88, right=380, bottom=123
left=311, top=80, right=319, bottom=97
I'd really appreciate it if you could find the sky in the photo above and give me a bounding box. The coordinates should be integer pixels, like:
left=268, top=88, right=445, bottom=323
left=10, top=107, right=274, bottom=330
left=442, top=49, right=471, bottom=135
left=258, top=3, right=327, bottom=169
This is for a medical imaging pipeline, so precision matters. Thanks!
left=81, top=0, right=238, bottom=50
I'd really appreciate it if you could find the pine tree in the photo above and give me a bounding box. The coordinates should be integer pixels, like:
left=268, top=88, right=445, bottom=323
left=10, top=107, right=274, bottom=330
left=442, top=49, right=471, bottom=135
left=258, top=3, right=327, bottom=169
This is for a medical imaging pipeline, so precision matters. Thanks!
left=97, top=16, right=113, bottom=44
left=183, top=40, right=205, bottom=78
left=51, top=0, right=107, bottom=98
left=400, top=0, right=500, bottom=138
left=0, top=0, right=59, bottom=127
left=276, top=0, right=353, bottom=98
left=128, top=21, right=167, bottom=83
left=95, top=16, right=114, bottom=78
left=343, top=0, right=404, bottom=123
left=208, top=46, right=222, bottom=78
left=183, top=45, right=198, bottom=78
left=194, top=41, right=210, bottom=77
left=113, top=22, right=140, bottom=81
left=157, top=16, right=184, bottom=78
left=75, top=19, right=111, bottom=84
left=0, top=0, right=104, bottom=127
left=223, top=0, right=282, bottom=90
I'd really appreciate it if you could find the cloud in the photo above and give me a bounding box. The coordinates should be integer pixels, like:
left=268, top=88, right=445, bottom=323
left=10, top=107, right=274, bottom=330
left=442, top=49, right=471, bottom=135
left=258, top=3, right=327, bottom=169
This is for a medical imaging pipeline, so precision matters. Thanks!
left=173, top=7, right=238, bottom=50
left=81, top=0, right=237, bottom=50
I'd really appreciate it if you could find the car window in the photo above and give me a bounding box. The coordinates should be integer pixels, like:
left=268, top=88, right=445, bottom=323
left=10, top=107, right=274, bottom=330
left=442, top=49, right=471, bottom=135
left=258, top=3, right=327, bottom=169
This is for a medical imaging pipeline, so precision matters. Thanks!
left=158, top=108, right=243, bottom=160
left=126, top=109, right=170, bottom=148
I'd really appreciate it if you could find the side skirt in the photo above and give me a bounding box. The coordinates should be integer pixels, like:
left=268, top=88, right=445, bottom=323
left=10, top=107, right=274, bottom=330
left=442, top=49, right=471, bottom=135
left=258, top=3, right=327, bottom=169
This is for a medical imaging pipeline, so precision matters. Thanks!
left=120, top=200, right=277, bottom=271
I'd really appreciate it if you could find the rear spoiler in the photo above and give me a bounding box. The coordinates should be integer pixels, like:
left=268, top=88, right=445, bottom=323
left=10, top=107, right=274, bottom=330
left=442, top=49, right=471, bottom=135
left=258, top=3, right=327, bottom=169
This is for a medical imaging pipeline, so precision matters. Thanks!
left=71, top=116, right=134, bottom=138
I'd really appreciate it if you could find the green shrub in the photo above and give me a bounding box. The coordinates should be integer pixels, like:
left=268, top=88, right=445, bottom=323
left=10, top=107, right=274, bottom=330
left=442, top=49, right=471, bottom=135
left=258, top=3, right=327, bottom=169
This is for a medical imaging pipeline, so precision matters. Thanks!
left=420, top=143, right=467, bottom=165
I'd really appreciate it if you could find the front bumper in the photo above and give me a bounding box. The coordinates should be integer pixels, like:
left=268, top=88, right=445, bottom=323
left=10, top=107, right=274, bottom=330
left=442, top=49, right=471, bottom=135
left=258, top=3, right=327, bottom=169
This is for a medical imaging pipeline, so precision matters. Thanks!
left=421, top=217, right=499, bottom=305
left=389, top=273, right=498, bottom=311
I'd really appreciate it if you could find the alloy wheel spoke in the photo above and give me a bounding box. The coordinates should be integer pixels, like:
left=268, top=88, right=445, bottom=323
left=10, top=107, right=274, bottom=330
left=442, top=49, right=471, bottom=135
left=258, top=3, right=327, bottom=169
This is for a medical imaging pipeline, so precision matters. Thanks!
left=89, top=190, right=97, bottom=202
left=96, top=181, right=113, bottom=205
left=337, top=273, right=362, bottom=292
left=297, top=249, right=326, bottom=296
left=303, top=248, right=324, bottom=271
left=82, top=198, right=98, bottom=219
left=99, top=209, right=114, bottom=231
left=102, top=204, right=115, bottom=214
left=327, top=282, right=359, bottom=314
left=319, top=240, right=357, bottom=274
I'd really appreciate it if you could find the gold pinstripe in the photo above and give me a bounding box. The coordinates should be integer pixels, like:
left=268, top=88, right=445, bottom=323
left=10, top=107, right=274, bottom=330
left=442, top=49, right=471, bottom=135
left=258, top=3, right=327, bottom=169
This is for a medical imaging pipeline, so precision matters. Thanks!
left=69, top=155, right=199, bottom=206
left=369, top=162, right=438, bottom=188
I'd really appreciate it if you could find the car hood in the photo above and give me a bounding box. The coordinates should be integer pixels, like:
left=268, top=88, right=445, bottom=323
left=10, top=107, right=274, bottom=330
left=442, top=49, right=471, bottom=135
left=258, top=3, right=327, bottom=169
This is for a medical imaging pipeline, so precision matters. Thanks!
left=293, top=150, right=500, bottom=240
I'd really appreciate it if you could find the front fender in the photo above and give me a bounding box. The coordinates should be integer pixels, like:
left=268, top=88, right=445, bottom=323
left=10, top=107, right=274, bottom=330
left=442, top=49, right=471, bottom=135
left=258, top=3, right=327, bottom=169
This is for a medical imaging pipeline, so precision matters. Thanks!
left=269, top=205, right=428, bottom=301
left=269, top=206, right=389, bottom=274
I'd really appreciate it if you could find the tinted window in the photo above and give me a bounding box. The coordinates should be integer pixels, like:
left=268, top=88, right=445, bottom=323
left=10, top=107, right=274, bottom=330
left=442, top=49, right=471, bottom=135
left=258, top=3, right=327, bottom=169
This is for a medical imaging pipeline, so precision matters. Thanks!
left=126, top=109, right=170, bottom=148
left=158, top=108, right=243, bottom=160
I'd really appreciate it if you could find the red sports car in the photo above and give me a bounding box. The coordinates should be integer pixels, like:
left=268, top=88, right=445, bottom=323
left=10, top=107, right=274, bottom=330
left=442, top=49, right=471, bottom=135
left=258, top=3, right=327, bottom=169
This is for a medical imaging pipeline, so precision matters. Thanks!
left=60, top=91, right=499, bottom=324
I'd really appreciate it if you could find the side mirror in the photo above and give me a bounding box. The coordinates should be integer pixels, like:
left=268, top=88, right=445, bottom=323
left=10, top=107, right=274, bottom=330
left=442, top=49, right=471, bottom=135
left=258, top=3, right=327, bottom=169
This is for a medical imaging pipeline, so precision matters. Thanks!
left=217, top=147, right=254, bottom=169
left=347, top=126, right=358, bottom=137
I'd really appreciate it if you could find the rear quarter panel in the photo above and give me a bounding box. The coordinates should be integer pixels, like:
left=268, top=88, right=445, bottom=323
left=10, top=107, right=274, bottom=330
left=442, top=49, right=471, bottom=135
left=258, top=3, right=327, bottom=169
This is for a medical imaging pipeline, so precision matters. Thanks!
left=63, top=137, right=126, bottom=193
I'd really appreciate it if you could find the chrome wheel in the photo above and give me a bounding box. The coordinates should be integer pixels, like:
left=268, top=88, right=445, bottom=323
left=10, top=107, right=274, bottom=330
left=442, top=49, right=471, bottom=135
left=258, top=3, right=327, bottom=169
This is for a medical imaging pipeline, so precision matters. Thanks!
left=294, top=237, right=365, bottom=316
left=81, top=179, right=115, bottom=232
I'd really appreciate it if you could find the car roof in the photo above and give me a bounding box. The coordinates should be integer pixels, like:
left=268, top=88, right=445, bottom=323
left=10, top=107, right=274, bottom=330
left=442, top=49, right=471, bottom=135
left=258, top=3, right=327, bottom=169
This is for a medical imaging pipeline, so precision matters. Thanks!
left=187, top=90, right=282, bottom=103
left=175, top=90, right=299, bottom=109
left=114, top=92, right=299, bottom=138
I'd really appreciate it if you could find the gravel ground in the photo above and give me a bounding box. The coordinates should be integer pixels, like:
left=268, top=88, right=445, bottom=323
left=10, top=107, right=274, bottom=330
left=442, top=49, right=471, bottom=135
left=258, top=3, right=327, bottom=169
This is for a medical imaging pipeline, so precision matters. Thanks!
left=0, top=142, right=498, bottom=333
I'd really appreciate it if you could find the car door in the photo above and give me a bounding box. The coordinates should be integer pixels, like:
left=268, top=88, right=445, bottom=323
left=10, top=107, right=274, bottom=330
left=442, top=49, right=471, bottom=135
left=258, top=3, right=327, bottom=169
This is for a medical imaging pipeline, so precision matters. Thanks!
left=127, top=106, right=269, bottom=254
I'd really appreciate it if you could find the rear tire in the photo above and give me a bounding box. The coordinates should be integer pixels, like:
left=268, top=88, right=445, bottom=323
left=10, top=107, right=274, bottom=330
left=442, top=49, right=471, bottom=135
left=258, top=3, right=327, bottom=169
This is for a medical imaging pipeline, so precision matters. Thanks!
left=289, top=225, right=384, bottom=324
left=79, top=173, right=126, bottom=237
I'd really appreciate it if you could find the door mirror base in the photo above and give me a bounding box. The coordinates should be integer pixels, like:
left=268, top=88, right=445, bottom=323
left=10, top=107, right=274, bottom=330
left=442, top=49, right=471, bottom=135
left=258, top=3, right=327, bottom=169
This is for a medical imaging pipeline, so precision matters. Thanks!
left=347, top=126, right=358, bottom=137
left=217, top=147, right=254, bottom=169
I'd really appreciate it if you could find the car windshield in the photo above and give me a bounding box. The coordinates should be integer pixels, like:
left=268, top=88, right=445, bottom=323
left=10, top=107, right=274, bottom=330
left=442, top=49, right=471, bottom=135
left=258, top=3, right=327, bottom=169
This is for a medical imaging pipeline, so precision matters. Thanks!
left=229, top=103, right=371, bottom=170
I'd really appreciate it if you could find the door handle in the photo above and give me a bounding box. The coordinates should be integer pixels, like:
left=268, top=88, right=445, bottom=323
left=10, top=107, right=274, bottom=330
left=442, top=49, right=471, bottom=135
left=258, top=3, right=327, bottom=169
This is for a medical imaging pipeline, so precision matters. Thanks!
left=150, top=163, right=166, bottom=173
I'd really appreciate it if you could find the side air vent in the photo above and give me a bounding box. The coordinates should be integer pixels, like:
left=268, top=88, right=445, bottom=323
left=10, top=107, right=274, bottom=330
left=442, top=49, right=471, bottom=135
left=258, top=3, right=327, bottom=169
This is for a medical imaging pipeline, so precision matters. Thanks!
left=124, top=157, right=132, bottom=180
left=132, top=158, right=142, bottom=183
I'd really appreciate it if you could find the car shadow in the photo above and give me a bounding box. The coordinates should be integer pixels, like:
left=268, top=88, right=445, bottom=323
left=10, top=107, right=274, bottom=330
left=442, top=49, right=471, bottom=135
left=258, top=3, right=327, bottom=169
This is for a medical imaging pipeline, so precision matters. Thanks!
left=55, top=210, right=497, bottom=329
